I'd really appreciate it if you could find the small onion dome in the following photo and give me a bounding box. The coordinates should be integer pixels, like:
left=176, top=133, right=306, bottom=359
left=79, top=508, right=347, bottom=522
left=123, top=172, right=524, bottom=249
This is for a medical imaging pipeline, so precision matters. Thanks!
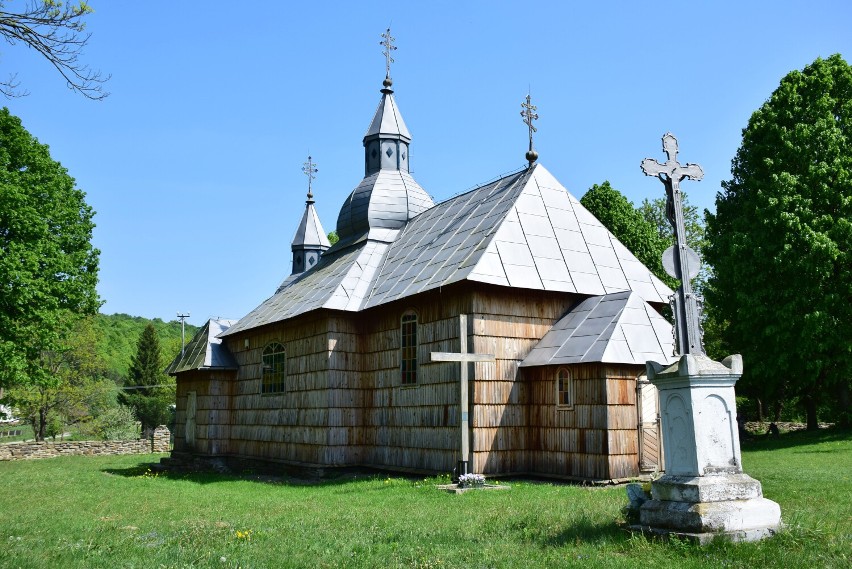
left=526, top=149, right=539, bottom=163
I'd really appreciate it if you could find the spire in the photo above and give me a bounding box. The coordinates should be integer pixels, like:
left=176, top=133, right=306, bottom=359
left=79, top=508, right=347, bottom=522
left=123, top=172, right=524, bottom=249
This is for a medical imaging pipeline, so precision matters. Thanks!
left=364, top=27, right=411, bottom=175
left=291, top=155, right=330, bottom=275
left=335, top=29, right=435, bottom=244
left=521, top=93, right=539, bottom=167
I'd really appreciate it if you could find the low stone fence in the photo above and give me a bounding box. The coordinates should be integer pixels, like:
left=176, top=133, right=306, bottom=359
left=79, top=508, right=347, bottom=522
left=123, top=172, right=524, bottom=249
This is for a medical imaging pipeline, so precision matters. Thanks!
left=0, top=425, right=170, bottom=461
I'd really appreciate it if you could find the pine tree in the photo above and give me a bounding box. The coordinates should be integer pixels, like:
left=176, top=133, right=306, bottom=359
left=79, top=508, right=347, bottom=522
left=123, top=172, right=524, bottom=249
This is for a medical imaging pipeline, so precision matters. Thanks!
left=120, top=323, right=174, bottom=432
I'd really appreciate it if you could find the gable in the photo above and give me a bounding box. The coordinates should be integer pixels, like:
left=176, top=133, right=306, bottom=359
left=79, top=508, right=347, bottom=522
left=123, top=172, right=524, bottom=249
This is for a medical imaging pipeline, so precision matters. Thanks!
left=467, top=166, right=671, bottom=303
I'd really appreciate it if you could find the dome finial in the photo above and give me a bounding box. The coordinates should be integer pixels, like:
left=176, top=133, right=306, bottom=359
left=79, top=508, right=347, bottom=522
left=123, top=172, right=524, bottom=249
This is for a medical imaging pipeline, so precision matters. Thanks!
left=380, top=27, right=397, bottom=91
left=302, top=155, right=318, bottom=204
left=521, top=92, right=539, bottom=167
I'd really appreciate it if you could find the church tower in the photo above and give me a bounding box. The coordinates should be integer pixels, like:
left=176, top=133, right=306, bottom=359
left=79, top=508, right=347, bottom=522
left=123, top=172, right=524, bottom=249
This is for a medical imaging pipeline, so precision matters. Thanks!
left=290, top=156, right=330, bottom=275
left=334, top=28, right=435, bottom=245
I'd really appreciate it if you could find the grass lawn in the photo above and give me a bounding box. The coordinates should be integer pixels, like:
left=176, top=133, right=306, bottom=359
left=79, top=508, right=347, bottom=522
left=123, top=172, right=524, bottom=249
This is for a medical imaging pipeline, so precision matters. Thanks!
left=0, top=429, right=849, bottom=569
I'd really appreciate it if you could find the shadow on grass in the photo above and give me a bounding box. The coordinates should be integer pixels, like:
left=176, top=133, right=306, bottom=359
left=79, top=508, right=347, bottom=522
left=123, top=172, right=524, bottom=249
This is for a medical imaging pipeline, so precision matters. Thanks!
left=100, top=463, right=428, bottom=488
left=740, top=426, right=850, bottom=453
left=509, top=516, right=626, bottom=547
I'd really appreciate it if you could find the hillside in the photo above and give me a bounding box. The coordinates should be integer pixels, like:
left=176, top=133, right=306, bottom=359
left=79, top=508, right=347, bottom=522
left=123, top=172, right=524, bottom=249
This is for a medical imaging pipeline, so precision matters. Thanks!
left=95, top=314, right=199, bottom=383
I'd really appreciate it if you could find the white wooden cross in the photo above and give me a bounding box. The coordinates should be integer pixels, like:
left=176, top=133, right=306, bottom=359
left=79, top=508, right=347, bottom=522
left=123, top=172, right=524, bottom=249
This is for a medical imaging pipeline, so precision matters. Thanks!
left=430, top=314, right=495, bottom=477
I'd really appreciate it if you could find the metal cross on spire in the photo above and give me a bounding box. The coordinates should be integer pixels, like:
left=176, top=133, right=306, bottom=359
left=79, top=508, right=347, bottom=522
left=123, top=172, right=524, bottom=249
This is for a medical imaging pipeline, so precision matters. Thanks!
left=520, top=93, right=539, bottom=167
left=302, top=155, right=318, bottom=204
left=380, top=27, right=397, bottom=87
left=641, top=133, right=705, bottom=356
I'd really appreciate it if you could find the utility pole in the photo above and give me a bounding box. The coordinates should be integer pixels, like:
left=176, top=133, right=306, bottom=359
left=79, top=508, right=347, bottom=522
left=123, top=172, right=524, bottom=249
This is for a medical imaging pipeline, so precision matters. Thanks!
left=177, top=312, right=190, bottom=358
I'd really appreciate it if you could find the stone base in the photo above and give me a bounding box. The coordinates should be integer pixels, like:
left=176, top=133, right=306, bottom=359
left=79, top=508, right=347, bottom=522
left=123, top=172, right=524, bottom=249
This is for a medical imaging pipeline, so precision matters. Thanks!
left=629, top=523, right=780, bottom=544
left=637, top=472, right=782, bottom=542
left=651, top=472, right=764, bottom=502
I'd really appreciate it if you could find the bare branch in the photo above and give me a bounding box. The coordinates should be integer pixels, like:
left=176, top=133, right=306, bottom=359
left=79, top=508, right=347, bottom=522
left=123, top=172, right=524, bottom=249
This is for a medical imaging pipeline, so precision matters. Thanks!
left=0, top=1, right=109, bottom=100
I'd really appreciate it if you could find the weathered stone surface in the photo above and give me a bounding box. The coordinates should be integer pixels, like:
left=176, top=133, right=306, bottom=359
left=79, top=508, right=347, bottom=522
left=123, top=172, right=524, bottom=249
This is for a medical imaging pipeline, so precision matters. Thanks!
left=651, top=473, right=763, bottom=503
left=646, top=354, right=744, bottom=477
left=0, top=425, right=171, bottom=461
left=640, top=496, right=781, bottom=534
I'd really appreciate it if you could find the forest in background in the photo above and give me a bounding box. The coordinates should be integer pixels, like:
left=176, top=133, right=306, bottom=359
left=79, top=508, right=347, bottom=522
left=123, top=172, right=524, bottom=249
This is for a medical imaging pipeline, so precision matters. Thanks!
left=94, top=313, right=198, bottom=383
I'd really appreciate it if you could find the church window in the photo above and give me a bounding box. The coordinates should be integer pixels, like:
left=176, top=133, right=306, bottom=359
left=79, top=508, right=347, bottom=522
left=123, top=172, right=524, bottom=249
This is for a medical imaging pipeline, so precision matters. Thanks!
left=556, top=367, right=573, bottom=409
left=401, top=312, right=418, bottom=385
left=262, top=342, right=286, bottom=394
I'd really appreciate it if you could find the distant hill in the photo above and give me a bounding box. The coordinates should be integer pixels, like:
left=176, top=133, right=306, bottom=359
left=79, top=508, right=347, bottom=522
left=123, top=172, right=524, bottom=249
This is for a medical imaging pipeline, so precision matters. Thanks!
left=95, top=314, right=199, bottom=383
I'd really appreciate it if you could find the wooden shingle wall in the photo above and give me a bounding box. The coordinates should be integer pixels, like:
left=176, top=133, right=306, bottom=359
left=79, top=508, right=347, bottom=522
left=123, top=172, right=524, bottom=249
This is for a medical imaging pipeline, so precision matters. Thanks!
left=173, top=281, right=646, bottom=481
left=174, top=369, right=235, bottom=455
left=470, top=289, right=578, bottom=475
left=523, top=363, right=643, bottom=480
left=360, top=290, right=473, bottom=472
left=224, top=314, right=333, bottom=465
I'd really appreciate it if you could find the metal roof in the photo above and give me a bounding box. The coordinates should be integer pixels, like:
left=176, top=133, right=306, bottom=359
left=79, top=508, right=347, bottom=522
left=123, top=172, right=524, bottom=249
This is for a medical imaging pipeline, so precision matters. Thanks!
left=291, top=202, right=331, bottom=250
left=335, top=169, right=434, bottom=243
left=519, top=291, right=676, bottom=367
left=364, top=88, right=411, bottom=142
left=221, top=163, right=674, bottom=338
left=165, top=319, right=238, bottom=375
left=363, top=163, right=672, bottom=307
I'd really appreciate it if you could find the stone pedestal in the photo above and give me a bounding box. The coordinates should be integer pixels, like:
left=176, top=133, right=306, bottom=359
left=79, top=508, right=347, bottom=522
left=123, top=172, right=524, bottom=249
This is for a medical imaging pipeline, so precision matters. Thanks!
left=636, top=354, right=781, bottom=543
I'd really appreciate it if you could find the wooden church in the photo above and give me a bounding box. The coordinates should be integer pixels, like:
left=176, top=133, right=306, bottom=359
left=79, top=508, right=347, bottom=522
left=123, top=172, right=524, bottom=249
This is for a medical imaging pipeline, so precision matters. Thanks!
left=165, top=49, right=676, bottom=482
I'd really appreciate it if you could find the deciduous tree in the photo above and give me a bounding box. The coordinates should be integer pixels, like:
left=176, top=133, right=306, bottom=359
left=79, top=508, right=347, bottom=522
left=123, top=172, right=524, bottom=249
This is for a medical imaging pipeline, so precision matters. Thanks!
left=0, top=1, right=108, bottom=99
left=705, top=54, right=852, bottom=429
left=581, top=181, right=675, bottom=289
left=0, top=107, right=100, bottom=389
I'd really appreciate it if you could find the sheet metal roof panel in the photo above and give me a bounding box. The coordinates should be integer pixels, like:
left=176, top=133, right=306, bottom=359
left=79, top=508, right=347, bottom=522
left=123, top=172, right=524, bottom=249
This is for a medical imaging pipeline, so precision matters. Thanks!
left=166, top=319, right=239, bottom=374
left=520, top=291, right=676, bottom=367
left=365, top=91, right=412, bottom=141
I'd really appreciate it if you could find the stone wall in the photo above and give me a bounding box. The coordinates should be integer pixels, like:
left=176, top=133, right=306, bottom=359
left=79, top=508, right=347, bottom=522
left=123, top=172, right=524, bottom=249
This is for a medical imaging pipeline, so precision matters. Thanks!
left=0, top=425, right=171, bottom=461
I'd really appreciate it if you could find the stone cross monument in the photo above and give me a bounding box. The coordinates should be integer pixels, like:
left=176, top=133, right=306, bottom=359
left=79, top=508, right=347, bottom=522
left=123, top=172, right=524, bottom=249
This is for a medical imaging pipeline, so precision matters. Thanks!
left=637, top=134, right=781, bottom=543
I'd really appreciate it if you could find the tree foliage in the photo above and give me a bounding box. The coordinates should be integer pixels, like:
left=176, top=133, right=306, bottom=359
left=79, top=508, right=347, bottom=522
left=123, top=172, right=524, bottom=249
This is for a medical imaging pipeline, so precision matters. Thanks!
left=93, top=313, right=198, bottom=383
left=705, top=54, right=852, bottom=428
left=3, top=315, right=119, bottom=440
left=0, top=1, right=108, bottom=99
left=120, top=323, right=175, bottom=432
left=580, top=181, right=675, bottom=289
left=0, top=107, right=100, bottom=388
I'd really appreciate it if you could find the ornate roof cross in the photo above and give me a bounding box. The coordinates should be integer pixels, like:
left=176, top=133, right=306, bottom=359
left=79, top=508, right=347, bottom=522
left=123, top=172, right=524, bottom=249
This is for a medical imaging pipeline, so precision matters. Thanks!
left=380, top=28, right=397, bottom=85
left=302, top=155, right=318, bottom=204
left=520, top=93, right=539, bottom=167
left=641, top=133, right=705, bottom=356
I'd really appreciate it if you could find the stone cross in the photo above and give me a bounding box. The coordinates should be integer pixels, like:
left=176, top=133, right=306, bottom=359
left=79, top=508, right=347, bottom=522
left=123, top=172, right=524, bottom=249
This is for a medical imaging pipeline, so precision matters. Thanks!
left=380, top=28, right=397, bottom=81
left=430, top=314, right=495, bottom=477
left=641, top=133, right=705, bottom=356
left=302, top=155, right=318, bottom=203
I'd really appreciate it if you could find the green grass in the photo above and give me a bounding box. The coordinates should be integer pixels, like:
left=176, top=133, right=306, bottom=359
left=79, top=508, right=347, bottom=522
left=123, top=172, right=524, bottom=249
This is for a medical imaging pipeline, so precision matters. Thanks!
left=0, top=429, right=849, bottom=569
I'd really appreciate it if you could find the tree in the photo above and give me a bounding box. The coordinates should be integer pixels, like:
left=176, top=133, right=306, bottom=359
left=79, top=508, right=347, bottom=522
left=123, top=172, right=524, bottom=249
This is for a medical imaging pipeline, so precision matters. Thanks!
left=120, top=323, right=175, bottom=432
left=327, top=230, right=339, bottom=245
left=3, top=315, right=116, bottom=440
left=0, top=107, right=100, bottom=389
left=580, top=181, right=674, bottom=289
left=0, top=1, right=108, bottom=99
left=705, top=54, right=852, bottom=430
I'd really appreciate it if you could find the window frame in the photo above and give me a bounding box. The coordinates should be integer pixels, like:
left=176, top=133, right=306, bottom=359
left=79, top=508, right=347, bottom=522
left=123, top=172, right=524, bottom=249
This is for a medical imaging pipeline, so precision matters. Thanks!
left=400, top=311, right=418, bottom=386
left=261, top=341, right=287, bottom=394
left=555, top=367, right=574, bottom=410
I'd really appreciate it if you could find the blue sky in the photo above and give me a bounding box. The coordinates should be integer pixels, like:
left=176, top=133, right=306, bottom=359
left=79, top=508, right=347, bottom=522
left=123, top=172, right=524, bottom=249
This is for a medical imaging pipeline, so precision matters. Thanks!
left=4, top=1, right=851, bottom=325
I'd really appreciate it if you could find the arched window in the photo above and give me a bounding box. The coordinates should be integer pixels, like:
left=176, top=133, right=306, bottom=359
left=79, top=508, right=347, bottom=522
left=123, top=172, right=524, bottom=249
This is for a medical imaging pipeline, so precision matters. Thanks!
left=401, top=312, right=418, bottom=385
left=556, top=367, right=573, bottom=409
left=262, top=342, right=286, bottom=394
